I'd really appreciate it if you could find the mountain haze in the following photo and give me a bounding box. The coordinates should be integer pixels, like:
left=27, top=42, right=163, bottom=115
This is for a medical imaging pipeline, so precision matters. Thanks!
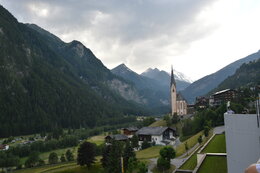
left=181, top=50, right=260, bottom=103
left=111, top=64, right=170, bottom=113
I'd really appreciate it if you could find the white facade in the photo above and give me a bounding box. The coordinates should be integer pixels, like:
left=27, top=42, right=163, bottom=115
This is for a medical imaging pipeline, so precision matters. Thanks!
left=224, top=114, right=260, bottom=173
left=138, top=131, right=175, bottom=146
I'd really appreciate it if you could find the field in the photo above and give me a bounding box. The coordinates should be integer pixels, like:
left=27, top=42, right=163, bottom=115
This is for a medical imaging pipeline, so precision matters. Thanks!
left=201, top=134, right=226, bottom=153
left=197, top=156, right=227, bottom=173
left=175, top=130, right=204, bottom=157
left=179, top=152, right=197, bottom=170
left=14, top=162, right=78, bottom=173
left=149, top=120, right=167, bottom=127
left=136, top=146, right=164, bottom=160
left=20, top=147, right=78, bottom=165
left=87, top=135, right=105, bottom=146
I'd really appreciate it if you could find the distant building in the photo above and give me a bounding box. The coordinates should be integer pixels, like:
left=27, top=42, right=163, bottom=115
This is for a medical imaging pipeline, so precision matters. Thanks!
left=0, top=144, right=9, bottom=151
left=224, top=113, right=260, bottom=173
left=136, top=126, right=176, bottom=146
left=122, top=127, right=139, bottom=137
left=171, top=66, right=188, bottom=116
left=105, top=134, right=129, bottom=143
left=212, top=89, right=237, bottom=106
left=195, top=96, right=209, bottom=109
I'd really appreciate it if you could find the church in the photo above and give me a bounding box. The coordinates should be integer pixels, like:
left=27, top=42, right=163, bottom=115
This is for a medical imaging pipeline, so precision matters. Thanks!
left=170, top=67, right=188, bottom=116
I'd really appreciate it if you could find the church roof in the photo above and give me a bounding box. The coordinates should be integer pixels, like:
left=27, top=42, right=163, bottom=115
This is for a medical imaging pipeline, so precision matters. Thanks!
left=171, top=66, right=176, bottom=86
left=177, top=93, right=187, bottom=102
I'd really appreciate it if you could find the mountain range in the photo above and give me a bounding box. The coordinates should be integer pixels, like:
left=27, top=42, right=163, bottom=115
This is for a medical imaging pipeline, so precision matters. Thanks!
left=141, top=68, right=192, bottom=91
left=181, top=50, right=260, bottom=103
left=212, top=58, right=260, bottom=92
left=0, top=5, right=151, bottom=137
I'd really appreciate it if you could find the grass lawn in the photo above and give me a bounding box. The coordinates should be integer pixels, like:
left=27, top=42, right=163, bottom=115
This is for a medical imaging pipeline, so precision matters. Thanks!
left=176, top=131, right=204, bottom=157
left=14, top=162, right=77, bottom=173
left=136, top=146, right=164, bottom=160
left=197, top=156, right=227, bottom=173
left=179, top=152, right=197, bottom=170
left=87, top=135, right=105, bottom=146
left=149, top=120, right=167, bottom=127
left=54, top=163, right=104, bottom=173
left=20, top=147, right=78, bottom=165
left=201, top=134, right=226, bottom=153
left=152, top=165, right=176, bottom=173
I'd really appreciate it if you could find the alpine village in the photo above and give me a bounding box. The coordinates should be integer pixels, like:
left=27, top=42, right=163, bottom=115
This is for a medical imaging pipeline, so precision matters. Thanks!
left=0, top=3, right=260, bottom=173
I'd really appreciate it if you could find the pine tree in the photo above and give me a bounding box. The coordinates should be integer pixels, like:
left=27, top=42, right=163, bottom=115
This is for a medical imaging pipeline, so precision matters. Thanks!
left=65, top=149, right=74, bottom=161
left=77, top=141, right=96, bottom=168
left=131, top=135, right=139, bottom=150
left=123, top=141, right=136, bottom=171
left=107, top=140, right=123, bottom=173
left=48, top=152, right=58, bottom=164
left=60, top=154, right=66, bottom=162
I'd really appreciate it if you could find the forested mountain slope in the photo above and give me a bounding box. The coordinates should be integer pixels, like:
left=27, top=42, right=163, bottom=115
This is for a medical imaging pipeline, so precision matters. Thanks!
left=0, top=5, right=148, bottom=137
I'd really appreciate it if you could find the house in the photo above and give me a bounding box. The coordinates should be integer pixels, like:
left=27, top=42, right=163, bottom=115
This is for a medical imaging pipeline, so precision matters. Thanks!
left=136, top=126, right=176, bottom=146
left=122, top=127, right=139, bottom=137
left=0, top=144, right=9, bottom=151
left=105, top=134, right=129, bottom=143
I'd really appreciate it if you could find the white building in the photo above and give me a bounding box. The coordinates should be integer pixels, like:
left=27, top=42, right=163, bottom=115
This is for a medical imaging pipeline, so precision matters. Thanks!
left=224, top=113, right=260, bottom=173
left=136, top=126, right=176, bottom=146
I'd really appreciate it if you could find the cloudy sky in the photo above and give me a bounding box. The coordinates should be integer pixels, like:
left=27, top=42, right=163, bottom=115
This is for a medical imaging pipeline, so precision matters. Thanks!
left=1, top=0, right=260, bottom=80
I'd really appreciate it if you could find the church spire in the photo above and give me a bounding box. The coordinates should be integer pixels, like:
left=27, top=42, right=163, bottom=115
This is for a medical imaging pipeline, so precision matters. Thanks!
left=171, top=65, right=176, bottom=86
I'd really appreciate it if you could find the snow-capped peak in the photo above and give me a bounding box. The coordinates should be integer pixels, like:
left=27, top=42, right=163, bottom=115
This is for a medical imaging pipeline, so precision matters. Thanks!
left=172, top=69, right=193, bottom=83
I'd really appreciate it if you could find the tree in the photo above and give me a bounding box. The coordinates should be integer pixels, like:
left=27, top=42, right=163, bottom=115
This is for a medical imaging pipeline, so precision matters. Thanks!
left=48, top=152, right=58, bottom=164
left=137, top=162, right=148, bottom=173
left=77, top=141, right=96, bottom=168
left=204, top=126, right=210, bottom=137
left=157, top=157, right=170, bottom=171
left=157, top=146, right=175, bottom=171
left=126, top=157, right=138, bottom=173
left=131, top=135, right=139, bottom=150
left=60, top=154, right=66, bottom=162
left=25, top=152, right=40, bottom=168
left=198, top=135, right=203, bottom=144
left=66, top=149, right=74, bottom=161
left=101, top=144, right=111, bottom=168
left=106, top=140, right=123, bottom=173
left=185, top=142, right=189, bottom=155
left=141, top=140, right=151, bottom=150
left=38, top=159, right=45, bottom=166
left=123, top=141, right=136, bottom=171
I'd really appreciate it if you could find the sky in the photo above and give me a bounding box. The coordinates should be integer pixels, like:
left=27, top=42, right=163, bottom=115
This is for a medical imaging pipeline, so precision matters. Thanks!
left=1, top=0, right=260, bottom=81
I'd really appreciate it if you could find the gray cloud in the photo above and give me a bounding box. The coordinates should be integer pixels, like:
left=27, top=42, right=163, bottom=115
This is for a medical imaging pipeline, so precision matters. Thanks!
left=0, top=0, right=219, bottom=75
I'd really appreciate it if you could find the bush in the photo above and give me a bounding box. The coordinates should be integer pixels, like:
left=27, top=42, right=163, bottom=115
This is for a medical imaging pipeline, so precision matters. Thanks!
left=48, top=152, right=58, bottom=164
left=141, top=141, right=151, bottom=150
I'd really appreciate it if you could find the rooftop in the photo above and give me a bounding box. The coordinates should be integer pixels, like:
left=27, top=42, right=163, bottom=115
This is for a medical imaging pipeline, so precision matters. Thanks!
left=136, top=126, right=175, bottom=136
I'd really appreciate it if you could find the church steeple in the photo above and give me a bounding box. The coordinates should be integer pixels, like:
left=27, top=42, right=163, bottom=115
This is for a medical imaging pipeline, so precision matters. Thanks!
left=170, top=65, right=177, bottom=116
left=171, top=65, right=176, bottom=86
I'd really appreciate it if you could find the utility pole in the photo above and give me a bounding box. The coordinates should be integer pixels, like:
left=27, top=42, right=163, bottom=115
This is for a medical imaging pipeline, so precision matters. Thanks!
left=121, top=156, right=124, bottom=173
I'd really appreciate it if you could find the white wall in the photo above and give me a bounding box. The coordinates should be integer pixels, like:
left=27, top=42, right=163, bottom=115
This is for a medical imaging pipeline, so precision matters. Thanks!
left=224, top=114, right=260, bottom=173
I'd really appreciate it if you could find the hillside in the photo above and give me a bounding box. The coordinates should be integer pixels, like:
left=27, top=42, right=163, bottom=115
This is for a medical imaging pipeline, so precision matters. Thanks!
left=181, top=51, right=260, bottom=103
left=141, top=68, right=191, bottom=91
left=211, top=58, right=260, bottom=92
left=0, top=5, right=148, bottom=137
left=111, top=64, right=170, bottom=112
